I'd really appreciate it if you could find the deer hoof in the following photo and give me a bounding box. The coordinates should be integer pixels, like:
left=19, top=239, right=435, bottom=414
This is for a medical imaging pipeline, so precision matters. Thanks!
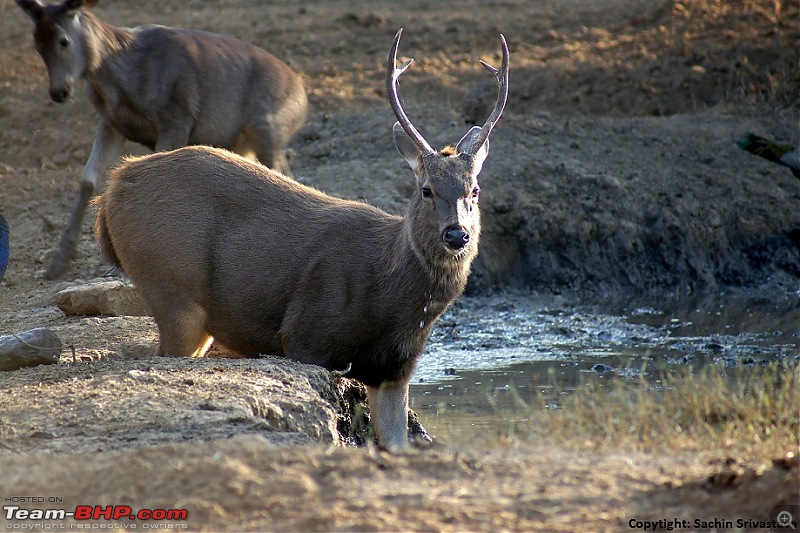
left=42, top=248, right=71, bottom=280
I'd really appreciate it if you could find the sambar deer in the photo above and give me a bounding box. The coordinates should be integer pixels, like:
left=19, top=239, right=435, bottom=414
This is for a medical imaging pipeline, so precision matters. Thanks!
left=94, top=29, right=509, bottom=451
left=16, top=0, right=308, bottom=279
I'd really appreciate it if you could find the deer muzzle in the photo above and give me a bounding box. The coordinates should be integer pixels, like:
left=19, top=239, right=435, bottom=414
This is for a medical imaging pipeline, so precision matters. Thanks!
left=442, top=225, right=470, bottom=250
left=49, top=84, right=72, bottom=103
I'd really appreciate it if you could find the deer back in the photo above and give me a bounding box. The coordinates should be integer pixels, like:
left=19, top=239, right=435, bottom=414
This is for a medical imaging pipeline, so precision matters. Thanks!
left=99, top=147, right=418, bottom=383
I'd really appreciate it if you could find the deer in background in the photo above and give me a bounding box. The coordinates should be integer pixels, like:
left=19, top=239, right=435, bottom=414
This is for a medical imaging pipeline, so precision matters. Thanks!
left=94, top=29, right=509, bottom=451
left=16, top=0, right=308, bottom=279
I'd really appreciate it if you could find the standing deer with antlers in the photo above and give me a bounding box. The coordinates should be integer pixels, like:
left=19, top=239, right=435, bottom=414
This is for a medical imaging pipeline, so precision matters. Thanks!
left=16, top=0, right=308, bottom=279
left=94, top=29, right=509, bottom=450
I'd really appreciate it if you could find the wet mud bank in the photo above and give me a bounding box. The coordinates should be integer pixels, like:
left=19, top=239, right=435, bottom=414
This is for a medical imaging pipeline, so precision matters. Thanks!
left=412, top=292, right=800, bottom=441
left=466, top=112, right=800, bottom=298
left=415, top=291, right=799, bottom=386
left=451, top=291, right=795, bottom=356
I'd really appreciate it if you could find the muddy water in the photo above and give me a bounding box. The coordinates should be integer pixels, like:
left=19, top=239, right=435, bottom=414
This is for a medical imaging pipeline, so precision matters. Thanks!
left=410, top=293, right=800, bottom=442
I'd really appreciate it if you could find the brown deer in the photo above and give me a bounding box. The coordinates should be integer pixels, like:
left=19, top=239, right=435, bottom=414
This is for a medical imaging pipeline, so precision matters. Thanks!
left=94, top=29, right=509, bottom=451
left=16, top=0, right=308, bottom=279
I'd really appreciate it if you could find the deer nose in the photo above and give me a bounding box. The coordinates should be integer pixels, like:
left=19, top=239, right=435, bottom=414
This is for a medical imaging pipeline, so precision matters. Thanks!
left=50, top=86, right=71, bottom=103
left=442, top=225, right=470, bottom=250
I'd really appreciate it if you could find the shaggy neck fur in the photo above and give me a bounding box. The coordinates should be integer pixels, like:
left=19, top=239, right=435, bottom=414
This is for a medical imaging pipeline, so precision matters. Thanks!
left=78, top=11, right=134, bottom=75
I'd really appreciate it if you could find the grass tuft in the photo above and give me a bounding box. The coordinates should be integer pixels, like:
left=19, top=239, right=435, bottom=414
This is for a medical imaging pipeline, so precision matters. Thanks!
left=526, top=362, right=799, bottom=456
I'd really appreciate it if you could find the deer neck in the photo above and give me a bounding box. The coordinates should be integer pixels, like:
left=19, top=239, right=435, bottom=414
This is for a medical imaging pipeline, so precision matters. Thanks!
left=389, top=216, right=475, bottom=306
left=80, top=12, right=135, bottom=76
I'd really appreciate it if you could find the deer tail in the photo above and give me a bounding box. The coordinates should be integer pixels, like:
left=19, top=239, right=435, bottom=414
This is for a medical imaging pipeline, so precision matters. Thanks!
left=93, top=197, right=122, bottom=270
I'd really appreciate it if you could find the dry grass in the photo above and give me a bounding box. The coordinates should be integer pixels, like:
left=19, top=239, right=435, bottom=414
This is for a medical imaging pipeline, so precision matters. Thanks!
left=525, top=362, right=799, bottom=458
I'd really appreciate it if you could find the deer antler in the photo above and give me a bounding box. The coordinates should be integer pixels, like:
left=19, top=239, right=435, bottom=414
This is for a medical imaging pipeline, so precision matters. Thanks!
left=387, top=28, right=436, bottom=155
left=464, top=34, right=510, bottom=155
left=388, top=29, right=509, bottom=157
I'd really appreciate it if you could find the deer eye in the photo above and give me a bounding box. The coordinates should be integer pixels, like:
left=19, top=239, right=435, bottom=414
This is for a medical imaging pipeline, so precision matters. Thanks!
left=472, top=187, right=481, bottom=199
left=421, top=186, right=432, bottom=199
left=59, top=37, right=70, bottom=48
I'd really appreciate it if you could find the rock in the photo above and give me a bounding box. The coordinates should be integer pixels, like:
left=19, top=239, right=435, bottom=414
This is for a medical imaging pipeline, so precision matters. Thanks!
left=0, top=327, right=61, bottom=371
left=0, top=356, right=366, bottom=452
left=772, top=451, right=799, bottom=470
left=55, top=278, right=149, bottom=317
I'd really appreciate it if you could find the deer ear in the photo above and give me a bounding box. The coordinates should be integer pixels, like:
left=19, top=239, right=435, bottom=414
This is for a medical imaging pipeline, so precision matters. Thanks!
left=393, top=122, right=423, bottom=175
left=457, top=126, right=489, bottom=175
left=16, top=0, right=45, bottom=21
left=63, top=0, right=85, bottom=15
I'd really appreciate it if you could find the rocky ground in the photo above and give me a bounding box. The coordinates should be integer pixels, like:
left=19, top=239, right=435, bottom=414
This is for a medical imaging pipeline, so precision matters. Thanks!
left=0, top=0, right=798, bottom=530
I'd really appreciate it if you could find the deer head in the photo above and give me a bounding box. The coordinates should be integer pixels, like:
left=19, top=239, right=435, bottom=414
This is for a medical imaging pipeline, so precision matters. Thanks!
left=388, top=29, right=509, bottom=275
left=17, top=0, right=95, bottom=102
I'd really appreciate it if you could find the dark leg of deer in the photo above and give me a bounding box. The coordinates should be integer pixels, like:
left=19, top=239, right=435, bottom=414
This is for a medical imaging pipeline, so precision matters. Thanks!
left=154, top=123, right=192, bottom=153
left=269, top=151, right=293, bottom=178
left=252, top=122, right=294, bottom=177
left=366, top=380, right=410, bottom=451
left=45, top=122, right=125, bottom=279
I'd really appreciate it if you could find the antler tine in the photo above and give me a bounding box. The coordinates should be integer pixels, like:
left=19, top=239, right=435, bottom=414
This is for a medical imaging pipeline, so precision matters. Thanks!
left=387, top=28, right=435, bottom=155
left=466, top=34, right=510, bottom=155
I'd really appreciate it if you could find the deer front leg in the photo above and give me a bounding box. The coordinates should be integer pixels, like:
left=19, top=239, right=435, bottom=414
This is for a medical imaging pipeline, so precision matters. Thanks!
left=366, top=380, right=410, bottom=452
left=154, top=120, right=192, bottom=153
left=44, top=121, right=125, bottom=279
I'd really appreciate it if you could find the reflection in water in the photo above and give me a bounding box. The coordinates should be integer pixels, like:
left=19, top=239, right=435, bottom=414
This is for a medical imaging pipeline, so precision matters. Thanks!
left=411, top=293, right=800, bottom=442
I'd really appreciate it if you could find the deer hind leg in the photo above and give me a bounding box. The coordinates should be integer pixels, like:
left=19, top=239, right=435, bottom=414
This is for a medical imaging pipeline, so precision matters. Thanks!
left=366, top=380, right=410, bottom=452
left=150, top=300, right=213, bottom=358
left=45, top=121, right=126, bottom=279
left=250, top=123, right=294, bottom=178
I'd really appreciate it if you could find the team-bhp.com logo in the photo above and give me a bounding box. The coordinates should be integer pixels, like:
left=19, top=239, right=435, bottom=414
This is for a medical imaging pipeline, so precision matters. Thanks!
left=4, top=504, right=188, bottom=526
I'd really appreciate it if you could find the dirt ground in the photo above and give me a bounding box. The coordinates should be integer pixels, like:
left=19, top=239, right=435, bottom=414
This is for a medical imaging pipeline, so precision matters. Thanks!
left=0, top=0, right=799, bottom=531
